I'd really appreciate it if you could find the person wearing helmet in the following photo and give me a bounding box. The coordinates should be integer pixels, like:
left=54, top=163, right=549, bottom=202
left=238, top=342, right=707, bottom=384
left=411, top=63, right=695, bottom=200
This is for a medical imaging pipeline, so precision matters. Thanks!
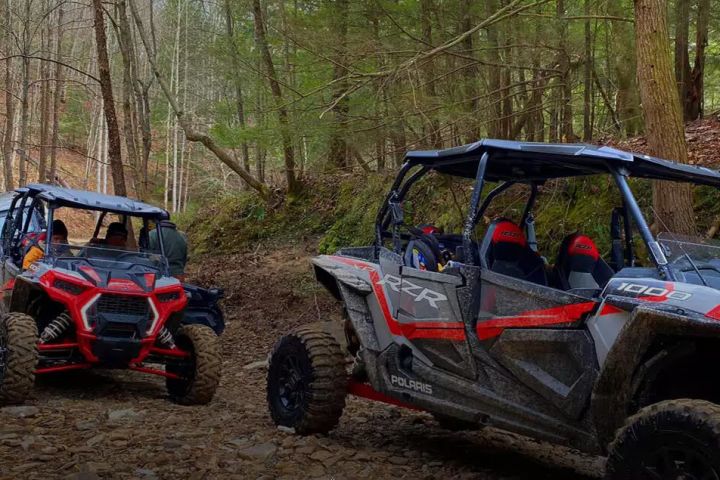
left=22, top=220, right=70, bottom=270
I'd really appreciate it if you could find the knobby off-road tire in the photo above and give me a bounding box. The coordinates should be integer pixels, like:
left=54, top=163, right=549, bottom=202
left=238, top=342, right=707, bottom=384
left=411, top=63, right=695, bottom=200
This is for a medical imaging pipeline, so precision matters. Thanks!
left=166, top=324, right=221, bottom=405
left=267, top=326, right=347, bottom=435
left=0, top=313, right=38, bottom=404
left=606, top=399, right=720, bottom=480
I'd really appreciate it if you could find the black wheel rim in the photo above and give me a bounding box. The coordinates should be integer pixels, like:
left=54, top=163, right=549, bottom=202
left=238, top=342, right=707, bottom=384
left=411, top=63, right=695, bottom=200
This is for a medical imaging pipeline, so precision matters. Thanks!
left=277, top=354, right=307, bottom=413
left=642, top=444, right=719, bottom=480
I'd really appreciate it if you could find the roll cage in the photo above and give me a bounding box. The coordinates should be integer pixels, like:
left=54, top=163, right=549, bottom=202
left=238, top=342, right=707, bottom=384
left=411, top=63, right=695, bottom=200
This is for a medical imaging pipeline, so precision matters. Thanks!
left=1, top=184, right=172, bottom=275
left=375, top=140, right=720, bottom=281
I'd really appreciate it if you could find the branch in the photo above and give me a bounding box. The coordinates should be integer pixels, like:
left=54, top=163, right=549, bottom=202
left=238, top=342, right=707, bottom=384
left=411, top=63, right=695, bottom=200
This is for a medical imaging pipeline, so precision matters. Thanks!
left=128, top=0, right=270, bottom=200
left=0, top=54, right=99, bottom=83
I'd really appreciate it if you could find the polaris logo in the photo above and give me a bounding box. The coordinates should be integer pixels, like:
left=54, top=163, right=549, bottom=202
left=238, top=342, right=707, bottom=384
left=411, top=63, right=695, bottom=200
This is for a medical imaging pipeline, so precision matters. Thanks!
left=390, top=374, right=433, bottom=395
left=617, top=282, right=692, bottom=301
left=377, top=274, right=447, bottom=308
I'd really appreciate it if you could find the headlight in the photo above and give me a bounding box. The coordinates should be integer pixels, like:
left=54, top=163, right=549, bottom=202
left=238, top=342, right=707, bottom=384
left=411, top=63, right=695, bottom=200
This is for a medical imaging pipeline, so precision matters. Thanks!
left=54, top=279, right=88, bottom=295
left=157, top=291, right=181, bottom=303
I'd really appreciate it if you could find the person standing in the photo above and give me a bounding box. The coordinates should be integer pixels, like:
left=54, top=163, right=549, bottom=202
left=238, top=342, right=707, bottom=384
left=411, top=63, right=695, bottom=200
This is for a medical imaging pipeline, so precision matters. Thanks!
left=148, top=220, right=188, bottom=281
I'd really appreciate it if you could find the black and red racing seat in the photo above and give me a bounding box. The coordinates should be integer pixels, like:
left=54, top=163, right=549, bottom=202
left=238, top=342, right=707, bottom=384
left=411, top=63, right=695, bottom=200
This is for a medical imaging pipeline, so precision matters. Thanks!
left=479, top=218, right=547, bottom=286
left=554, top=233, right=613, bottom=291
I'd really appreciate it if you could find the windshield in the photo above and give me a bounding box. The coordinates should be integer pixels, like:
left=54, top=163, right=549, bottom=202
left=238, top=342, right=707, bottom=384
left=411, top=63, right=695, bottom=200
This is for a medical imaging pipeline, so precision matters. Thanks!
left=47, top=243, right=167, bottom=274
left=658, top=233, right=720, bottom=288
left=40, top=208, right=169, bottom=274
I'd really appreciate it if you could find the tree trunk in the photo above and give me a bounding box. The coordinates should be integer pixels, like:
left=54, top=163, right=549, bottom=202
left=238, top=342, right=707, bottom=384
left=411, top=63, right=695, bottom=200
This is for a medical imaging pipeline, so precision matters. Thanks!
left=610, top=2, right=642, bottom=136
left=223, top=0, right=251, bottom=177
left=461, top=0, right=480, bottom=142
left=49, top=4, right=64, bottom=186
left=38, top=26, right=51, bottom=183
left=2, top=0, right=15, bottom=190
left=115, top=0, right=141, bottom=196
left=687, top=0, right=709, bottom=120
left=635, top=0, right=695, bottom=235
left=326, top=0, right=349, bottom=170
left=18, top=0, right=31, bottom=185
left=486, top=0, right=502, bottom=138
left=129, top=0, right=270, bottom=199
left=251, top=0, right=299, bottom=194
left=582, top=0, right=593, bottom=141
left=674, top=0, right=692, bottom=120
left=93, top=0, right=127, bottom=196
left=558, top=0, right=576, bottom=142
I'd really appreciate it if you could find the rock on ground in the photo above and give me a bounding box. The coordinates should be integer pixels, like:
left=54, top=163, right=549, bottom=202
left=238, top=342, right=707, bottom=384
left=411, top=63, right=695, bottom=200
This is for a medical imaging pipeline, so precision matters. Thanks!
left=0, top=242, right=604, bottom=479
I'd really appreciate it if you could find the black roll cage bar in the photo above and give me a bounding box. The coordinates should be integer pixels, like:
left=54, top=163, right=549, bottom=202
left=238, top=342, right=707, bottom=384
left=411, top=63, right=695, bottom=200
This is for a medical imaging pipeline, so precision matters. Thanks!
left=1, top=191, right=171, bottom=275
left=374, top=152, right=675, bottom=280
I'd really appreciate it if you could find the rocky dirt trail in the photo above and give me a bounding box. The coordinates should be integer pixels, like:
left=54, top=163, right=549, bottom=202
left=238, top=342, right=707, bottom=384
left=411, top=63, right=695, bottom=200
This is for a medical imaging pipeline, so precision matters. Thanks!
left=0, top=241, right=604, bottom=479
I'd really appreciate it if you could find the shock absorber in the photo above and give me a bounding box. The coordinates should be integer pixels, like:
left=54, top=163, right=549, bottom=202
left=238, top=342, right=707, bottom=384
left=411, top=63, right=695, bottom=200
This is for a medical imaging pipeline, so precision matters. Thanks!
left=40, top=312, right=73, bottom=344
left=156, top=327, right=176, bottom=349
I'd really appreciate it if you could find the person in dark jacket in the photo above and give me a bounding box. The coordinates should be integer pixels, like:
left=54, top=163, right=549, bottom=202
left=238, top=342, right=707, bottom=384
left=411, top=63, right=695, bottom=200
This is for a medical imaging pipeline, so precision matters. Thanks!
left=148, top=220, right=188, bottom=280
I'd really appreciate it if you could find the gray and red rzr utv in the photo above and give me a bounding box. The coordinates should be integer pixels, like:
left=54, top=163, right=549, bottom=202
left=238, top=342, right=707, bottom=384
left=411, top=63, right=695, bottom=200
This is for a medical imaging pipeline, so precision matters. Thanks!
left=268, top=141, right=720, bottom=479
left=0, top=184, right=222, bottom=406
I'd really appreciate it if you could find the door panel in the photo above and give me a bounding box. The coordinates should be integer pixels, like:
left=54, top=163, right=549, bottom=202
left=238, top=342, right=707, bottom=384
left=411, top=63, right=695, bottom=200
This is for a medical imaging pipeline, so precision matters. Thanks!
left=398, top=267, right=476, bottom=378
left=476, top=270, right=597, bottom=342
left=475, top=270, right=600, bottom=418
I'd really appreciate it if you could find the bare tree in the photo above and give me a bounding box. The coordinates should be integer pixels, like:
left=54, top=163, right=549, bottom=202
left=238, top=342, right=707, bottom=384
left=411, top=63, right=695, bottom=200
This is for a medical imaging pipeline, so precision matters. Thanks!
left=251, top=0, right=300, bottom=194
left=128, top=0, right=270, bottom=199
left=92, top=0, right=127, bottom=196
left=49, top=4, right=64, bottom=185
left=2, top=0, right=15, bottom=190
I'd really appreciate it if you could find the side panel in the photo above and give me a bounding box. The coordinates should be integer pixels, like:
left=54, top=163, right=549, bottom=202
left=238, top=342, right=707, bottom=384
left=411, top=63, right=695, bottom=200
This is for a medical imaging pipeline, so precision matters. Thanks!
left=397, top=266, right=475, bottom=378
left=489, top=329, right=598, bottom=419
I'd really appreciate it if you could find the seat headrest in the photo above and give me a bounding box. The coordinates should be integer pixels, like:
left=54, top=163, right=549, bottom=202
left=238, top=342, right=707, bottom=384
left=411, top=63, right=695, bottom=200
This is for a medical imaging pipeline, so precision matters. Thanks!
left=490, top=220, right=527, bottom=247
left=566, top=234, right=600, bottom=261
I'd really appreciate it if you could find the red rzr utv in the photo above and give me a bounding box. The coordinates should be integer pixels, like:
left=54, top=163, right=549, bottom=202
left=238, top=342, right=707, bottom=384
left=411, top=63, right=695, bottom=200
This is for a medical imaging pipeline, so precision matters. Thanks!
left=0, top=184, right=221, bottom=405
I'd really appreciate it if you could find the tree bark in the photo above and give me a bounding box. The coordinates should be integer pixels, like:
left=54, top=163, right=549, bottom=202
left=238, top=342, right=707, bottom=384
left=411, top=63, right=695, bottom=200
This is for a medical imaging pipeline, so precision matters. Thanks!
left=223, top=0, right=251, bottom=177
left=557, top=0, right=576, bottom=142
left=674, top=0, right=692, bottom=120
left=115, top=0, right=141, bottom=196
left=18, top=0, right=31, bottom=185
left=327, top=0, right=349, bottom=170
left=49, top=4, right=64, bottom=185
left=485, top=0, right=502, bottom=138
left=93, top=0, right=127, bottom=196
left=251, top=0, right=300, bottom=194
left=687, top=0, right=709, bottom=120
left=610, top=1, right=642, bottom=136
left=582, top=0, right=593, bottom=141
left=635, top=0, right=695, bottom=235
left=2, top=0, right=15, bottom=190
left=38, top=24, right=52, bottom=183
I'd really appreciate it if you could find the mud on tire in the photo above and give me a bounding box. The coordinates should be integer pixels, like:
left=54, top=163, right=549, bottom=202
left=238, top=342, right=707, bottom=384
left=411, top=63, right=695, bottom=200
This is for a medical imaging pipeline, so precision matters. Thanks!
left=606, top=399, right=720, bottom=480
left=0, top=313, right=38, bottom=404
left=267, top=326, right=347, bottom=435
left=166, top=324, right=221, bottom=405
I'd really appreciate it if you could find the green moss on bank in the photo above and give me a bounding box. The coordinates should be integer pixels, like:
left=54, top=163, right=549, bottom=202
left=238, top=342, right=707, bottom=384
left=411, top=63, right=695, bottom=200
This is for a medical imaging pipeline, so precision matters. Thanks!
left=182, top=173, right=719, bottom=258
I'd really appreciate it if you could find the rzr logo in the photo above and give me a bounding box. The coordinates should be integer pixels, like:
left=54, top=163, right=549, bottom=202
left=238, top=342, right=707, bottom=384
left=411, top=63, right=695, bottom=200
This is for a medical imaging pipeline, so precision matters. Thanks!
left=390, top=374, right=433, bottom=395
left=617, top=282, right=692, bottom=301
left=377, top=274, right=447, bottom=308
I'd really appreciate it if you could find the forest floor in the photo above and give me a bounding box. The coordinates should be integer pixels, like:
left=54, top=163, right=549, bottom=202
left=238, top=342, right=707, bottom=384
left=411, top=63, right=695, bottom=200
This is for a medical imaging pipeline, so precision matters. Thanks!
left=0, top=240, right=604, bottom=480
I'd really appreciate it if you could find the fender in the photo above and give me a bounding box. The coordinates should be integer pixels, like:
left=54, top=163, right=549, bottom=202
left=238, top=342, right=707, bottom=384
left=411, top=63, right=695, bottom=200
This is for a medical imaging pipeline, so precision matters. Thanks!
left=591, top=304, right=720, bottom=450
left=312, top=256, right=380, bottom=353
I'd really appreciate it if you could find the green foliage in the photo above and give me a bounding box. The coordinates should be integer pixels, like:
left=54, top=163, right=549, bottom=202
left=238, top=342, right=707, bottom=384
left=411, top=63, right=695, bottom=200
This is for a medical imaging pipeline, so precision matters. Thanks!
left=183, top=171, right=720, bottom=265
